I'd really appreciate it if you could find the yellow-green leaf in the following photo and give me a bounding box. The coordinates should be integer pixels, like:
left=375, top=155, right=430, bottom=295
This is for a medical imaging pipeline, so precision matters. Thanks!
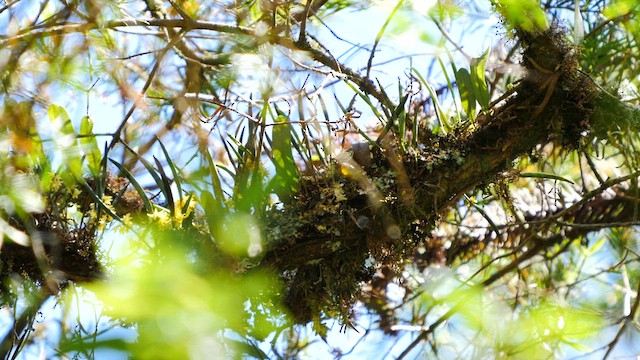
left=47, top=104, right=75, bottom=136
left=79, top=115, right=102, bottom=177
left=48, top=104, right=82, bottom=181
left=470, top=50, right=490, bottom=112
left=269, top=113, right=299, bottom=200
left=494, top=0, right=548, bottom=33
left=520, top=172, right=575, bottom=184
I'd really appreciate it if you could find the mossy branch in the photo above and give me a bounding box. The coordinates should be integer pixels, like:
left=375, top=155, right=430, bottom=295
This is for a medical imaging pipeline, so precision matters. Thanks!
left=257, top=26, right=640, bottom=323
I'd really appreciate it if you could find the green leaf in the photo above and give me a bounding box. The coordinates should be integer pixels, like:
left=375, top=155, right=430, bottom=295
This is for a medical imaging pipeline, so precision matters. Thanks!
left=249, top=0, right=264, bottom=22
left=466, top=195, right=500, bottom=239
left=154, top=156, right=175, bottom=215
left=47, top=104, right=75, bottom=136
left=0, top=218, right=30, bottom=246
left=520, top=172, right=575, bottom=184
left=268, top=113, right=299, bottom=201
left=372, top=0, right=406, bottom=58
left=393, top=80, right=409, bottom=145
left=603, top=0, right=636, bottom=19
left=226, top=339, right=270, bottom=359
left=413, top=68, right=450, bottom=134
left=80, top=179, right=122, bottom=222
left=157, top=137, right=183, bottom=202
left=48, top=104, right=82, bottom=181
left=59, top=338, right=129, bottom=353
left=204, top=149, right=225, bottom=210
left=345, top=81, right=385, bottom=121
left=581, top=238, right=606, bottom=256
left=224, top=133, right=246, bottom=166
left=438, top=56, right=461, bottom=124
left=79, top=115, right=102, bottom=177
left=200, top=190, right=217, bottom=234
left=494, top=0, right=548, bottom=33
left=121, top=142, right=171, bottom=210
left=470, top=50, right=490, bottom=112
left=455, top=68, right=477, bottom=121
left=561, top=340, right=593, bottom=353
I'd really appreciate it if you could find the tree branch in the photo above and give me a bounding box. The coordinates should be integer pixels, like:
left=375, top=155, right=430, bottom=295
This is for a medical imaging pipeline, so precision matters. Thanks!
left=0, top=17, right=394, bottom=110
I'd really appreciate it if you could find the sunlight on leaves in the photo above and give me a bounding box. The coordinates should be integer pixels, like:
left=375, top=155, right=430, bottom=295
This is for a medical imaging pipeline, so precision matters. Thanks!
left=216, top=213, right=263, bottom=257
left=419, top=265, right=603, bottom=357
left=471, top=50, right=490, bottom=112
left=493, top=0, right=548, bottom=33
left=90, top=229, right=281, bottom=359
left=455, top=67, right=477, bottom=121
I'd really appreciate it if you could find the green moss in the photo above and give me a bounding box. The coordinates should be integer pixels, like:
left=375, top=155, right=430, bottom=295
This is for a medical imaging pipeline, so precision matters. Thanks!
left=590, top=89, right=640, bottom=139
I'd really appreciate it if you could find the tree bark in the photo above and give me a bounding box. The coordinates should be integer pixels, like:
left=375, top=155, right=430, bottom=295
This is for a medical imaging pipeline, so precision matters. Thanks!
left=258, top=27, right=613, bottom=322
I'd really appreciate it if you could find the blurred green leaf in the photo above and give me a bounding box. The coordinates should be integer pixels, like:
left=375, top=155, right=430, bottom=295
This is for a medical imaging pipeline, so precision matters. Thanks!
left=603, top=0, right=636, bottom=19
left=59, top=338, right=129, bottom=353
left=48, top=104, right=82, bottom=181
left=79, top=115, right=102, bottom=177
left=200, top=190, right=219, bottom=238
left=89, top=237, right=281, bottom=359
left=562, top=340, right=593, bottom=353
left=226, top=339, right=270, bottom=359
left=47, top=104, right=75, bottom=137
left=0, top=217, right=30, bottom=246
left=493, top=0, right=548, bottom=33
left=216, top=212, right=263, bottom=257
left=584, top=238, right=606, bottom=256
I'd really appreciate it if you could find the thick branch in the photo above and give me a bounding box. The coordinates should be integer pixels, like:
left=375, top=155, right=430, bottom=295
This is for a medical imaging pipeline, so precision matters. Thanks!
left=257, top=27, right=612, bottom=322
left=2, top=17, right=638, bottom=326
left=265, top=27, right=593, bottom=267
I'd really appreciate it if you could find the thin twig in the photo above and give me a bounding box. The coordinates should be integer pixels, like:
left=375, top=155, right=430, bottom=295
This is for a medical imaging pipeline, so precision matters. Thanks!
left=296, top=0, right=314, bottom=44
left=0, top=289, right=51, bottom=358
left=602, top=270, right=640, bottom=359
left=365, top=0, right=404, bottom=79
left=0, top=17, right=395, bottom=109
left=104, top=28, right=185, bottom=153
left=0, top=0, right=20, bottom=15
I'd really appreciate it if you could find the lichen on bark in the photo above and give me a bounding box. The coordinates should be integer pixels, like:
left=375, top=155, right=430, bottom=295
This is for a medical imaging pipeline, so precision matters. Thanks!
left=259, top=25, right=606, bottom=324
